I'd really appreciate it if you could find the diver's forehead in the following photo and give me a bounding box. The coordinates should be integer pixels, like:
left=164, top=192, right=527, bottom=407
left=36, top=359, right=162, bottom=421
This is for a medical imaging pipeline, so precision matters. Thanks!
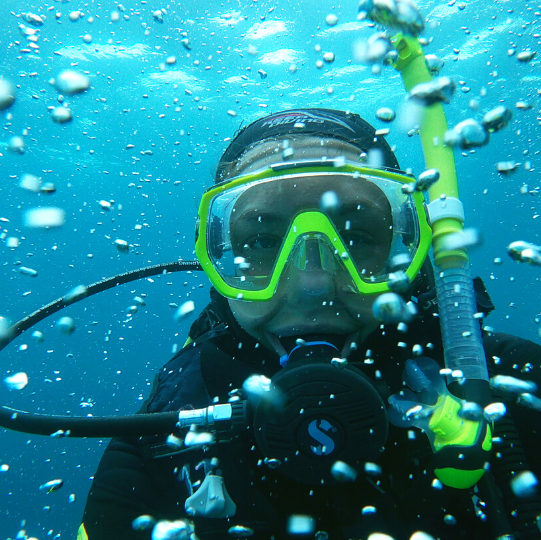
left=232, top=175, right=390, bottom=216
left=230, top=137, right=365, bottom=177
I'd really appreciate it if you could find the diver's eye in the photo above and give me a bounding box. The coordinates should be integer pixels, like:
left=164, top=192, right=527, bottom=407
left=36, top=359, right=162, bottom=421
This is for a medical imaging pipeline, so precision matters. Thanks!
left=244, top=234, right=282, bottom=250
left=341, top=230, right=376, bottom=247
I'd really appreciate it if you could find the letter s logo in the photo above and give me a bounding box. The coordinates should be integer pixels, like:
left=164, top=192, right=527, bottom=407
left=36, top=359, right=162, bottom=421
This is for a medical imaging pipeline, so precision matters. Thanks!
left=308, top=419, right=335, bottom=455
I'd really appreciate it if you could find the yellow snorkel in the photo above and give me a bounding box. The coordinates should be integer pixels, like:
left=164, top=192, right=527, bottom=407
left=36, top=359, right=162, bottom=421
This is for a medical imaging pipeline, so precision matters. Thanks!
left=392, top=36, right=464, bottom=266
left=391, top=34, right=492, bottom=490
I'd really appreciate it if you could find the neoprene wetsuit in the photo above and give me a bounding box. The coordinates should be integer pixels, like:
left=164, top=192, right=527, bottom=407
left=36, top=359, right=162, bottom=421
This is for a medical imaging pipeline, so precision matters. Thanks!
left=78, top=285, right=541, bottom=540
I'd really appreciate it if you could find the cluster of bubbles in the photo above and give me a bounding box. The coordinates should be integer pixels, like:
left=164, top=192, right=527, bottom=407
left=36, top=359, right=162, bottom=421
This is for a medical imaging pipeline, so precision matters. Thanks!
left=406, top=78, right=514, bottom=150
left=372, top=292, right=417, bottom=325
left=358, top=0, right=425, bottom=36
left=2, top=3, right=94, bottom=240
left=370, top=253, right=419, bottom=324
left=174, top=300, right=196, bottom=322
left=2, top=66, right=91, bottom=234
left=48, top=69, right=91, bottom=124
left=409, top=77, right=456, bottom=107
left=507, top=241, right=541, bottom=266
left=444, top=106, right=513, bottom=150
left=401, top=169, right=441, bottom=194
left=354, top=33, right=398, bottom=70
left=353, top=0, right=529, bottom=187
left=1, top=67, right=92, bottom=155
left=19, top=173, right=56, bottom=195
left=38, top=479, right=64, bottom=494
left=17, top=11, right=44, bottom=56
left=125, top=295, right=147, bottom=316
left=132, top=515, right=197, bottom=540
left=1, top=276, right=94, bottom=391
left=131, top=516, right=447, bottom=540
left=4, top=371, right=29, bottom=391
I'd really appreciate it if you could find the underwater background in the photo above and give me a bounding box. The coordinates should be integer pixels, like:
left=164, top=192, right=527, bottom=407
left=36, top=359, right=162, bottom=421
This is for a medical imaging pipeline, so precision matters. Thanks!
left=0, top=0, right=540, bottom=537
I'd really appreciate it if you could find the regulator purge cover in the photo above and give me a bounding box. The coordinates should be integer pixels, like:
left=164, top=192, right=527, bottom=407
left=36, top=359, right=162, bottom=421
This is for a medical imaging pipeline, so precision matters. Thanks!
left=253, top=362, right=388, bottom=485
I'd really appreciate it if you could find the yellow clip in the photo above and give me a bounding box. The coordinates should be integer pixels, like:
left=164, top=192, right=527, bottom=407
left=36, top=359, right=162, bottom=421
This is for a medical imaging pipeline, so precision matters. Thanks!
left=429, top=395, right=480, bottom=451
left=77, top=524, right=89, bottom=540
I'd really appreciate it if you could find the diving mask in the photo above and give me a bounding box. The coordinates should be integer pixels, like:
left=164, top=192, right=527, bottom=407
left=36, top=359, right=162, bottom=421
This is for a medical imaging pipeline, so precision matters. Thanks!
left=195, top=159, right=432, bottom=301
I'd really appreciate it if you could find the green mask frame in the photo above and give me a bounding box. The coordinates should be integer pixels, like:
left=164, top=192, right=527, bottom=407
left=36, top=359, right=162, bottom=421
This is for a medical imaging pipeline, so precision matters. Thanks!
left=195, top=161, right=433, bottom=301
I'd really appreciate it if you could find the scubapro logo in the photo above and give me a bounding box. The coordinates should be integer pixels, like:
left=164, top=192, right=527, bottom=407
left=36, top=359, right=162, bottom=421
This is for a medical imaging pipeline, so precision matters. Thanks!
left=261, top=114, right=325, bottom=129
left=308, top=419, right=336, bottom=455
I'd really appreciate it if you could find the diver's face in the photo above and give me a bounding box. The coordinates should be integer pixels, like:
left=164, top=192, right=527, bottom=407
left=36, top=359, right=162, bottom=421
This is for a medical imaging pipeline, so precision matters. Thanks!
left=226, top=138, right=387, bottom=350
left=229, top=175, right=392, bottom=278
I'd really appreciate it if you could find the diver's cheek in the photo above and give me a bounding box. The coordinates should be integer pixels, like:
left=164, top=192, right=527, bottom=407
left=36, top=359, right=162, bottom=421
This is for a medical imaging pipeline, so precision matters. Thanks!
left=227, top=295, right=284, bottom=335
left=228, top=297, right=292, bottom=356
left=337, top=292, right=379, bottom=329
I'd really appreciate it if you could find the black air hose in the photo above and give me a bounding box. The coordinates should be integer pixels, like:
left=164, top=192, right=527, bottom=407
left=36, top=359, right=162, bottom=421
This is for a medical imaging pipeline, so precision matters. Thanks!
left=491, top=413, right=541, bottom=539
left=487, top=354, right=541, bottom=539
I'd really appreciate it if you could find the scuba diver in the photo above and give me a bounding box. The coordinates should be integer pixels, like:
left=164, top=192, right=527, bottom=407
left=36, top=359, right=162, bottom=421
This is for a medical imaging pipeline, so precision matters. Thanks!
left=76, top=108, right=541, bottom=540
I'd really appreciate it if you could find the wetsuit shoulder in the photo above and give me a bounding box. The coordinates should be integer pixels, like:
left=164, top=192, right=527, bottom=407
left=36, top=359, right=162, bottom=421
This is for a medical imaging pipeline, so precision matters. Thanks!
left=484, top=331, right=541, bottom=378
left=143, top=343, right=212, bottom=414
left=484, top=331, right=541, bottom=490
left=80, top=343, right=215, bottom=539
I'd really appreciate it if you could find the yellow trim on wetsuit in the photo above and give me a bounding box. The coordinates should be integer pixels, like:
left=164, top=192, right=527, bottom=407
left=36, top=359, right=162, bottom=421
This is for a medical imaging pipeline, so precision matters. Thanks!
left=77, top=523, right=89, bottom=540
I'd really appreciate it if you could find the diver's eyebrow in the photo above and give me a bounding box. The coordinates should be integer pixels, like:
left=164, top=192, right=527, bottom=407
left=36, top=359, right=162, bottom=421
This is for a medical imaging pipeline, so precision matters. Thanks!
left=335, top=201, right=378, bottom=214
left=236, top=209, right=284, bottom=223
left=335, top=200, right=390, bottom=223
left=335, top=201, right=363, bottom=213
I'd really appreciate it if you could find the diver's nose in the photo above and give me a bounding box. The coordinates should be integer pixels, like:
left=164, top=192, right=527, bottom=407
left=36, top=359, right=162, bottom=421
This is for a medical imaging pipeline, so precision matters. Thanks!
left=304, top=238, right=325, bottom=271
left=287, top=266, right=335, bottom=302
left=287, top=238, right=336, bottom=302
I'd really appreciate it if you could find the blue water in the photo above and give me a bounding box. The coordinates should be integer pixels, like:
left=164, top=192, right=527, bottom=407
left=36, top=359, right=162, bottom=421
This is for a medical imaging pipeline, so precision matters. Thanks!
left=0, top=0, right=540, bottom=537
